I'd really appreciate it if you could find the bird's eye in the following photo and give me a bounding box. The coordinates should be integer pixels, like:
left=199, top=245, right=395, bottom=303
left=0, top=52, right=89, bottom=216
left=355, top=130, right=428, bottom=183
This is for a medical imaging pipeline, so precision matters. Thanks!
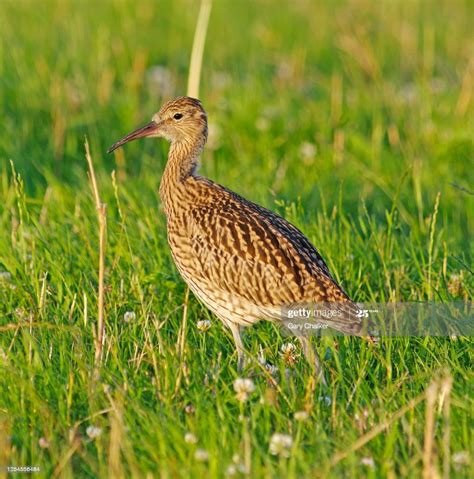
left=173, top=113, right=183, bottom=120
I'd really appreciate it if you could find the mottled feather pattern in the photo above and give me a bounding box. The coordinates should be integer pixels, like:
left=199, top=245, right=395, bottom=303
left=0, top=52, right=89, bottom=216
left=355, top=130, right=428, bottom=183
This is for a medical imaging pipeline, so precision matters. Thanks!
left=164, top=173, right=362, bottom=334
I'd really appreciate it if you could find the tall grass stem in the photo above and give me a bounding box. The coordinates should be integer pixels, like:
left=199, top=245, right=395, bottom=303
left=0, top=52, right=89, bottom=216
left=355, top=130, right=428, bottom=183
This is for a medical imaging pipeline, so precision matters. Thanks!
left=85, top=139, right=107, bottom=367
left=187, top=0, right=212, bottom=98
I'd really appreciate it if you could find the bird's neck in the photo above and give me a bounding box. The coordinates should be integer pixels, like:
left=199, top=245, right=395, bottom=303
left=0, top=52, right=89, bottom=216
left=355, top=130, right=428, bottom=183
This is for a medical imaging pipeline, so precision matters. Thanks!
left=159, top=137, right=205, bottom=215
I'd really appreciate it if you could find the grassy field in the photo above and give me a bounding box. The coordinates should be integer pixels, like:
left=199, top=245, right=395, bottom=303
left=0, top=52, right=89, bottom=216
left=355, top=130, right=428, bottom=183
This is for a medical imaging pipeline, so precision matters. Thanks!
left=0, top=0, right=473, bottom=477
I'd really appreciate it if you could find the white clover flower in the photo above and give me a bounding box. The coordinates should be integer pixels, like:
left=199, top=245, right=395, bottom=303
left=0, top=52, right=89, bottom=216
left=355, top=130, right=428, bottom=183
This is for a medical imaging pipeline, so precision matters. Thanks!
left=184, top=432, right=198, bottom=444
left=400, top=82, right=417, bottom=104
left=226, top=454, right=247, bottom=473
left=281, top=342, right=299, bottom=366
left=123, top=311, right=136, bottom=323
left=233, top=378, right=255, bottom=402
left=294, top=410, right=309, bottom=421
left=269, top=433, right=293, bottom=457
left=146, top=65, right=174, bottom=97
left=38, top=437, right=50, bottom=449
left=360, top=456, right=375, bottom=468
left=225, top=464, right=237, bottom=476
left=237, top=463, right=249, bottom=474
left=86, top=426, right=102, bottom=439
left=184, top=403, right=195, bottom=414
left=196, top=320, right=212, bottom=332
left=194, top=448, right=209, bottom=462
left=0, top=272, right=12, bottom=282
left=452, top=451, right=470, bottom=470
left=281, top=343, right=297, bottom=354
left=299, top=141, right=317, bottom=165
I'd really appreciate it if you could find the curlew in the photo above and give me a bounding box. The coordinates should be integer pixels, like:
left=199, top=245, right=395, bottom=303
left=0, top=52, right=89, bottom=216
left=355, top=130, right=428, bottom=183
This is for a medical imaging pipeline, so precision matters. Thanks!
left=108, top=96, right=364, bottom=380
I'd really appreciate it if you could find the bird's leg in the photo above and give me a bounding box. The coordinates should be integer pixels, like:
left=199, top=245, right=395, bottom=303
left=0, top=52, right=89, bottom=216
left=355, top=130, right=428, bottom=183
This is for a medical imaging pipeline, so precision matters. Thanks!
left=298, top=336, right=327, bottom=386
left=228, top=323, right=245, bottom=371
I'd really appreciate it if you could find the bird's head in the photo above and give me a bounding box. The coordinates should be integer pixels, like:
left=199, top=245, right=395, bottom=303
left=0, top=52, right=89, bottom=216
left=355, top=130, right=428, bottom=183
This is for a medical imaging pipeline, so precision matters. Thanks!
left=107, top=96, right=208, bottom=153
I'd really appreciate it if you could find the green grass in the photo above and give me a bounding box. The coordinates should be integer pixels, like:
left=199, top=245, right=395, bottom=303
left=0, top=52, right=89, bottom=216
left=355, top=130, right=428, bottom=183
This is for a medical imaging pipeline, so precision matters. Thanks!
left=0, top=0, right=473, bottom=477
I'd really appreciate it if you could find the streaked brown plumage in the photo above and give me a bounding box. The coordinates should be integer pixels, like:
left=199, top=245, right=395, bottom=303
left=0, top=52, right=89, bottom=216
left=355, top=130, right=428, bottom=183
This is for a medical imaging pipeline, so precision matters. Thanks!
left=108, top=96, right=363, bottom=379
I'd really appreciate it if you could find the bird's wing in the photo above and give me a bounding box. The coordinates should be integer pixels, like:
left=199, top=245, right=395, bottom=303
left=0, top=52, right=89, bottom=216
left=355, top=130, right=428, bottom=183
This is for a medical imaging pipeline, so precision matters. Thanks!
left=187, top=184, right=351, bottom=307
left=180, top=178, right=364, bottom=334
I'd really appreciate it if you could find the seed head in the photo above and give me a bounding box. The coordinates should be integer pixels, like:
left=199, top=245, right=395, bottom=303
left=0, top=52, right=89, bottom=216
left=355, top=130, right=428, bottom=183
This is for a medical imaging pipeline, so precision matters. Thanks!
left=447, top=272, right=464, bottom=297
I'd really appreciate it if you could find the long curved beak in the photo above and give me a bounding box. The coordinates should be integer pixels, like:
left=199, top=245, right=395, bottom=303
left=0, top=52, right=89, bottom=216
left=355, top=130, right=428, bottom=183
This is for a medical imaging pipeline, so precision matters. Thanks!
left=107, top=121, right=160, bottom=153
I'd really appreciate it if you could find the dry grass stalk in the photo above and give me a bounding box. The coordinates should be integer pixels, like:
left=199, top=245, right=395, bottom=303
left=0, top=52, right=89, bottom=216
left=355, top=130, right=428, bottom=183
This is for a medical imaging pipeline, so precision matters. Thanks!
left=53, top=437, right=82, bottom=478
left=173, top=287, right=190, bottom=397
left=187, top=0, right=212, bottom=98
left=53, top=408, right=113, bottom=477
left=328, top=375, right=453, bottom=476
left=0, top=416, right=11, bottom=479
left=329, top=389, right=427, bottom=467
left=441, top=375, right=453, bottom=479
left=108, top=402, right=124, bottom=479
left=455, top=60, right=473, bottom=116
left=423, top=380, right=439, bottom=479
left=85, top=139, right=107, bottom=366
left=176, top=286, right=190, bottom=358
